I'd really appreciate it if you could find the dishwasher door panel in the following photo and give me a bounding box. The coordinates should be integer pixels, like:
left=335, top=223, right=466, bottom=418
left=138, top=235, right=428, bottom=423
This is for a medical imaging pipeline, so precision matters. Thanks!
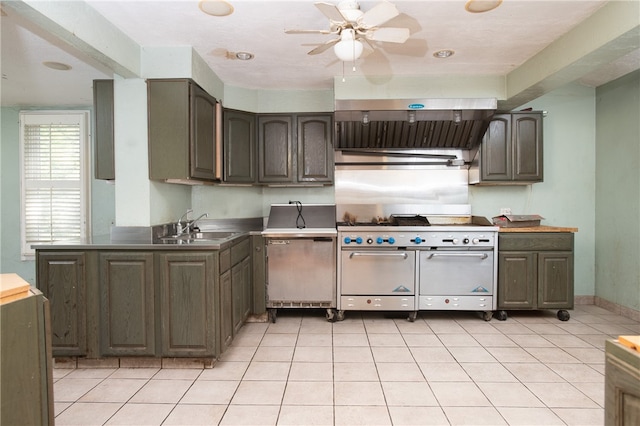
left=266, top=238, right=336, bottom=304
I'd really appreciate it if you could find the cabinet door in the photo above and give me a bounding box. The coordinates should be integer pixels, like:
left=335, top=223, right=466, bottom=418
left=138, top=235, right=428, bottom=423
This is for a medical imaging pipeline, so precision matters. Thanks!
left=512, top=113, right=543, bottom=182
left=190, top=83, right=218, bottom=180
left=297, top=115, right=333, bottom=183
left=258, top=115, right=293, bottom=183
left=148, top=79, right=190, bottom=180
left=241, top=257, right=252, bottom=321
left=224, top=109, right=256, bottom=183
left=99, top=252, right=155, bottom=356
left=93, top=79, right=115, bottom=180
left=36, top=251, right=86, bottom=356
left=481, top=114, right=511, bottom=181
left=158, top=252, right=216, bottom=357
left=251, top=235, right=266, bottom=315
left=498, top=251, right=536, bottom=309
left=538, top=252, right=573, bottom=309
left=231, top=262, right=244, bottom=335
left=219, top=269, right=233, bottom=353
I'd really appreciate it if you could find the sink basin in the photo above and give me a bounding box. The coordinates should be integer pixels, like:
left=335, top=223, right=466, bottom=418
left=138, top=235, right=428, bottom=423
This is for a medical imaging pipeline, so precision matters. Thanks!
left=190, top=231, right=237, bottom=240
left=159, top=231, right=240, bottom=244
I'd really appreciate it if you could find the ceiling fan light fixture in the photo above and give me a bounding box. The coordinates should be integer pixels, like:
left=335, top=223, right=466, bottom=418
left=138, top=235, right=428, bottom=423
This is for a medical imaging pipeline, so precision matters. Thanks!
left=465, top=0, right=502, bottom=13
left=433, top=49, right=455, bottom=59
left=199, top=0, right=234, bottom=17
left=334, top=29, right=363, bottom=62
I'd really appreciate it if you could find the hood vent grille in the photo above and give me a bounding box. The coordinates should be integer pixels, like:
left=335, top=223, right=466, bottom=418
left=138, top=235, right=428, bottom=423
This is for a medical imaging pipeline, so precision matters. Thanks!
left=334, top=99, right=496, bottom=150
left=336, top=117, right=489, bottom=150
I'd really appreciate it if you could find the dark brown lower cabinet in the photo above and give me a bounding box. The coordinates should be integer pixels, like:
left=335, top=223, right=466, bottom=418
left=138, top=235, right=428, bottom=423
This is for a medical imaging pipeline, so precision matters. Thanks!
left=157, top=252, right=217, bottom=357
left=497, top=232, right=574, bottom=321
left=0, top=288, right=53, bottom=425
left=36, top=251, right=87, bottom=356
left=36, top=243, right=252, bottom=360
left=99, top=252, right=155, bottom=356
left=605, top=339, right=640, bottom=425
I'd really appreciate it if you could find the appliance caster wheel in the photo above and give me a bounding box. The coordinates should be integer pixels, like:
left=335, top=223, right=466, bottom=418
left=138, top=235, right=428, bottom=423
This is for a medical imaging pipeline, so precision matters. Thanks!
left=326, top=309, right=337, bottom=322
left=557, top=310, right=570, bottom=321
left=482, top=311, right=493, bottom=321
left=336, top=310, right=345, bottom=321
left=268, top=308, right=277, bottom=323
left=407, top=311, right=417, bottom=322
left=495, top=310, right=508, bottom=321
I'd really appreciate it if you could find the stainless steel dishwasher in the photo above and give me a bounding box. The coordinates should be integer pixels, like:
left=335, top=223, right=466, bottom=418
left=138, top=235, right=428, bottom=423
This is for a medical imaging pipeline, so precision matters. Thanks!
left=262, top=203, right=337, bottom=322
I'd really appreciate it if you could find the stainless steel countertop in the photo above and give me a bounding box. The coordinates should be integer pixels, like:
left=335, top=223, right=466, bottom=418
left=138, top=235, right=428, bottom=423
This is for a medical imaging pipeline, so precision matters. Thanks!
left=31, top=231, right=251, bottom=250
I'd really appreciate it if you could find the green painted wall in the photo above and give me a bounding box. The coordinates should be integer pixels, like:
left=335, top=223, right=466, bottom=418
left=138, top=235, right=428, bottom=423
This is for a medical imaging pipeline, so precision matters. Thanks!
left=471, top=82, right=597, bottom=299
left=595, top=70, right=640, bottom=312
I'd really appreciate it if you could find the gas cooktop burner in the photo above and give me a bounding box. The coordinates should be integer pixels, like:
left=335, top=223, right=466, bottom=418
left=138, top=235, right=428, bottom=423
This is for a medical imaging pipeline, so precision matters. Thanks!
left=338, top=214, right=431, bottom=227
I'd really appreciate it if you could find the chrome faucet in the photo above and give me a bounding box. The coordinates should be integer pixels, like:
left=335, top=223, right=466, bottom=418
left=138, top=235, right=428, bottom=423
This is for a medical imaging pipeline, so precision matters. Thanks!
left=181, top=212, right=209, bottom=235
left=177, top=209, right=193, bottom=235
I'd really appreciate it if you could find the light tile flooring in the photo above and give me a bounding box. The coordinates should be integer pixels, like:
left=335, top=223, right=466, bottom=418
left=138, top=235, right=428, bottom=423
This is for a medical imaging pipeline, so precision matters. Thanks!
left=53, top=304, right=640, bottom=425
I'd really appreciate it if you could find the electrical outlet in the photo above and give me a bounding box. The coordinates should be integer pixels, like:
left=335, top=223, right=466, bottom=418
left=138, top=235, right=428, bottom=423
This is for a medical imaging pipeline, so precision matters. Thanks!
left=500, top=208, right=512, bottom=215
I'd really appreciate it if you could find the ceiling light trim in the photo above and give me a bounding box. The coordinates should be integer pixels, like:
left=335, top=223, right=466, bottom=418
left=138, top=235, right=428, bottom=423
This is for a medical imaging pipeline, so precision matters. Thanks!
left=199, top=0, right=234, bottom=17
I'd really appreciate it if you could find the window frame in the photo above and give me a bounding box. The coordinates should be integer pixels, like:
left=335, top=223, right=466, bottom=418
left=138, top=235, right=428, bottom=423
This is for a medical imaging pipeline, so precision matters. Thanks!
left=19, top=110, right=91, bottom=259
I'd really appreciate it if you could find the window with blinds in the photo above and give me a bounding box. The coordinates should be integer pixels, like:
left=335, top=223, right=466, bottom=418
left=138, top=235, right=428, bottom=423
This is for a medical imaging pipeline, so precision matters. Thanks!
left=20, top=112, right=90, bottom=257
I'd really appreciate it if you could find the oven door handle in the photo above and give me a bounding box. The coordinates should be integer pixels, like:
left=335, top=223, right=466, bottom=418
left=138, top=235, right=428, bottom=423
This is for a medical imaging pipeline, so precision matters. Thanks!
left=349, top=252, right=408, bottom=259
left=427, top=253, right=488, bottom=259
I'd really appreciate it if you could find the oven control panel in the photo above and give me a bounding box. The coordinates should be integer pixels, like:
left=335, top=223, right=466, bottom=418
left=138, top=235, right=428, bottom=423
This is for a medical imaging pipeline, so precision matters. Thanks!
left=340, top=231, right=496, bottom=248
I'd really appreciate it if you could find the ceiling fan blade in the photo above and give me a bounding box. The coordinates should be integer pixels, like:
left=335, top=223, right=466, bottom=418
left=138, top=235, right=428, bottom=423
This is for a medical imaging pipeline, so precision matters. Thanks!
left=307, top=38, right=340, bottom=55
left=315, top=2, right=347, bottom=23
left=358, top=1, right=400, bottom=28
left=365, top=27, right=410, bottom=43
left=285, top=29, right=333, bottom=35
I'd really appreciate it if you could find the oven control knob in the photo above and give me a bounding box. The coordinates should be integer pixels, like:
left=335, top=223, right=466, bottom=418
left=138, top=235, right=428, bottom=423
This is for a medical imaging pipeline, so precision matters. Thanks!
left=472, top=238, right=480, bottom=244
left=356, top=237, right=363, bottom=244
left=388, top=237, right=395, bottom=244
left=413, top=236, right=422, bottom=244
left=452, top=238, right=459, bottom=245
left=376, top=237, right=384, bottom=244
left=344, top=237, right=352, bottom=244
left=367, top=238, right=373, bottom=244
left=463, top=238, right=470, bottom=244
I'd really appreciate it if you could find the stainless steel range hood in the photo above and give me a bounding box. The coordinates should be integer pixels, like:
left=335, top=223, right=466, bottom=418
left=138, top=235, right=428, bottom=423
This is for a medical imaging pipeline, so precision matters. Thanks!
left=334, top=98, right=496, bottom=150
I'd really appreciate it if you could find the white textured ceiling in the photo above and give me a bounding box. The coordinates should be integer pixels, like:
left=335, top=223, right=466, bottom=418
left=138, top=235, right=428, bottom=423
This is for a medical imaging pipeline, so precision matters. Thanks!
left=1, top=0, right=639, bottom=107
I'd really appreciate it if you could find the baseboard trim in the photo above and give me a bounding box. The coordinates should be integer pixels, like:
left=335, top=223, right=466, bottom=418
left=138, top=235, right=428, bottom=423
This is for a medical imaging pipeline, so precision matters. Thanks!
left=587, top=296, right=640, bottom=322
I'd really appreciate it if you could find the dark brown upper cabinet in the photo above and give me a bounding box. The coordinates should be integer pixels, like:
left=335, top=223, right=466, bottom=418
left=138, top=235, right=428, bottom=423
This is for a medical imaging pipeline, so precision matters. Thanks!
left=148, top=79, right=220, bottom=183
left=469, top=111, right=543, bottom=185
left=258, top=113, right=333, bottom=185
left=93, top=79, right=115, bottom=180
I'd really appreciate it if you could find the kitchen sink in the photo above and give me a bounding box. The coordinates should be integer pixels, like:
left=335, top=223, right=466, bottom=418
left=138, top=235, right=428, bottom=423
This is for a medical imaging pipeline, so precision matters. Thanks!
left=159, top=231, right=241, bottom=244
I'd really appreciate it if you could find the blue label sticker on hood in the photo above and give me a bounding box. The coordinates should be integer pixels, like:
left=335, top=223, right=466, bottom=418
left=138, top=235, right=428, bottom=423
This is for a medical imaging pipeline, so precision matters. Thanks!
left=408, top=103, right=425, bottom=109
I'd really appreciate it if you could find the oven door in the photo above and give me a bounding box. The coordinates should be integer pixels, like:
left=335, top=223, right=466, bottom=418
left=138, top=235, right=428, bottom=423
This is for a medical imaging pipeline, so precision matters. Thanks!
left=340, top=249, right=416, bottom=295
left=419, top=249, right=494, bottom=295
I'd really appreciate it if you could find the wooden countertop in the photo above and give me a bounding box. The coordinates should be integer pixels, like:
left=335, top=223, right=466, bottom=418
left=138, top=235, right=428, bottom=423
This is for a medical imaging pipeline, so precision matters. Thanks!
left=499, top=225, right=578, bottom=233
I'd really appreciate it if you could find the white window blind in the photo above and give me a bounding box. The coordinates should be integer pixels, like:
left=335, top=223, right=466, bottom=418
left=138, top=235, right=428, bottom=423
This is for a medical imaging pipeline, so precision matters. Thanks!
left=20, top=112, right=90, bottom=257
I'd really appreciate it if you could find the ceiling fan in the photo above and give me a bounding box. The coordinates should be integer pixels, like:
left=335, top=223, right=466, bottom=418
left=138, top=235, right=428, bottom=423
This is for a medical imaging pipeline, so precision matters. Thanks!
left=285, top=0, right=411, bottom=62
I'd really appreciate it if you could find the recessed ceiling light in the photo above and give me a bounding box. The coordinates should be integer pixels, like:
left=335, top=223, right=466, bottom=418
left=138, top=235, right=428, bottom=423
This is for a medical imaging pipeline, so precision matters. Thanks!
left=433, top=50, right=454, bottom=59
left=465, top=0, right=502, bottom=13
left=199, top=0, right=234, bottom=16
left=235, top=52, right=254, bottom=60
left=43, top=61, right=72, bottom=70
